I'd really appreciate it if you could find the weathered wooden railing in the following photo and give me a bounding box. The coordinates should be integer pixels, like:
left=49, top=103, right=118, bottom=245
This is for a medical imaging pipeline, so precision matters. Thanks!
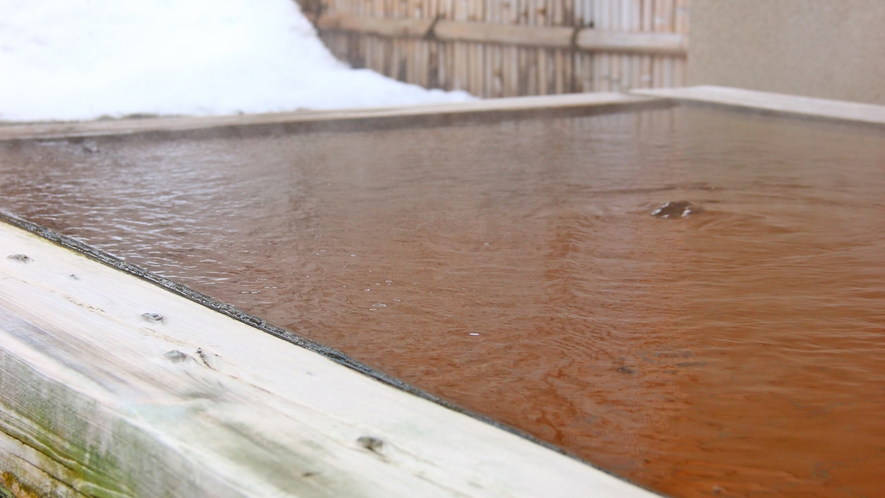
left=306, top=0, right=689, bottom=97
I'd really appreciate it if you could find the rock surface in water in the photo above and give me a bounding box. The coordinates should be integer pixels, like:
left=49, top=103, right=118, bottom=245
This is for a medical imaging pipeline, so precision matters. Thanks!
left=651, top=201, right=701, bottom=218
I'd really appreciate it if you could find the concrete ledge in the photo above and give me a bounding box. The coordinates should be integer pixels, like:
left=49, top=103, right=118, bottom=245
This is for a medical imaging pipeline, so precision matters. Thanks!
left=631, top=85, right=885, bottom=126
left=0, top=221, right=660, bottom=497
left=0, top=93, right=664, bottom=142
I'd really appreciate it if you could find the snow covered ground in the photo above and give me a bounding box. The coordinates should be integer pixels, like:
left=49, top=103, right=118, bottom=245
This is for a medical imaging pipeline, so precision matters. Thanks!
left=0, top=0, right=473, bottom=122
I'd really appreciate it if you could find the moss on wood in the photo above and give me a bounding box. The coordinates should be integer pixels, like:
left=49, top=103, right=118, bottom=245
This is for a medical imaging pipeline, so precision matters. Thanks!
left=1, top=471, right=41, bottom=498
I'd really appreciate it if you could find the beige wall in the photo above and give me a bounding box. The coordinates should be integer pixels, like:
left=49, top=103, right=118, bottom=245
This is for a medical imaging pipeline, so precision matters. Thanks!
left=688, top=0, right=885, bottom=105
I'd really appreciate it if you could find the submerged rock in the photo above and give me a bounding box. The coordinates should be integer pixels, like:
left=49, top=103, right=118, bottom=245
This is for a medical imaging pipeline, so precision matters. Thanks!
left=651, top=201, right=702, bottom=218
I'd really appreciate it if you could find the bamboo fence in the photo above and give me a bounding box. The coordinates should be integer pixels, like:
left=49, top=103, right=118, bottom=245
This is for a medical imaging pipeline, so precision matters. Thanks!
left=302, top=0, right=689, bottom=97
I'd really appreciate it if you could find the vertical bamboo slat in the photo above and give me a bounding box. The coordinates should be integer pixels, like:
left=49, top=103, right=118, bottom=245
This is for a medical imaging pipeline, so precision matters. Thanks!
left=309, top=0, right=686, bottom=97
left=598, top=0, right=608, bottom=90
left=673, top=0, right=688, bottom=86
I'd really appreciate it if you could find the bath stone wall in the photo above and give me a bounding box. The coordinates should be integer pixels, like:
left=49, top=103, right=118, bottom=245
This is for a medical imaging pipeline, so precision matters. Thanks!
left=687, top=0, right=885, bottom=105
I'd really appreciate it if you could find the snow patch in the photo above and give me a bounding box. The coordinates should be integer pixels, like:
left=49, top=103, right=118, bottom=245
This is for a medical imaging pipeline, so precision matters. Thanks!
left=0, top=0, right=473, bottom=122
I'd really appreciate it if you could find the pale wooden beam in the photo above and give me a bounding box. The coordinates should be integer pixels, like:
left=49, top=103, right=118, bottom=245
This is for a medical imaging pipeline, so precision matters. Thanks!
left=0, top=219, right=661, bottom=497
left=631, top=86, right=885, bottom=125
left=317, top=11, right=434, bottom=38
left=576, top=30, right=686, bottom=56
left=315, top=13, right=688, bottom=55
left=433, top=20, right=575, bottom=48
left=0, top=92, right=663, bottom=142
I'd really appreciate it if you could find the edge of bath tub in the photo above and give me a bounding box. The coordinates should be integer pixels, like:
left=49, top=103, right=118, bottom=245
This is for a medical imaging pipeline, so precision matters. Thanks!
left=0, top=93, right=668, bottom=143
left=0, top=212, right=664, bottom=497
left=631, top=86, right=885, bottom=126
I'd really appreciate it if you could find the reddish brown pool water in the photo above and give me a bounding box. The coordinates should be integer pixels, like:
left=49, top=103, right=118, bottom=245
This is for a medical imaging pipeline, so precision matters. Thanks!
left=2, top=106, right=884, bottom=497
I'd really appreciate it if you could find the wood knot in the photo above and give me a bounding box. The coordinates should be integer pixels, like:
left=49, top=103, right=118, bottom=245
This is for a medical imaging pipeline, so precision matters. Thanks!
left=141, top=312, right=164, bottom=323
left=357, top=436, right=384, bottom=453
left=163, top=350, right=187, bottom=363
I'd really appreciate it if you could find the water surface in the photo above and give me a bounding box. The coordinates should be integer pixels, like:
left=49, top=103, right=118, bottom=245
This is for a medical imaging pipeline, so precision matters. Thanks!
left=2, top=106, right=884, bottom=497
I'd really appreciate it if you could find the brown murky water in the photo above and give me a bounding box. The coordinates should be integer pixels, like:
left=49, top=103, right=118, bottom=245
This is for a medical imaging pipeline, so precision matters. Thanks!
left=2, top=106, right=884, bottom=497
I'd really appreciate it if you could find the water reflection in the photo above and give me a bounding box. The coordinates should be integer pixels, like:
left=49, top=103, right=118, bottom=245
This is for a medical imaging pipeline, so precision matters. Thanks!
left=2, top=106, right=884, bottom=496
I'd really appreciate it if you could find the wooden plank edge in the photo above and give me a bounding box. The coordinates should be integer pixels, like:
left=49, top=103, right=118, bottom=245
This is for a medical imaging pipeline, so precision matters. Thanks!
left=0, top=218, right=663, bottom=497
left=316, top=12, right=434, bottom=38
left=0, top=208, right=569, bottom=462
left=314, top=13, right=687, bottom=55
left=576, top=30, right=687, bottom=56
left=0, top=211, right=420, bottom=400
left=432, top=21, right=574, bottom=49
left=0, top=93, right=668, bottom=142
left=630, top=86, right=885, bottom=126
